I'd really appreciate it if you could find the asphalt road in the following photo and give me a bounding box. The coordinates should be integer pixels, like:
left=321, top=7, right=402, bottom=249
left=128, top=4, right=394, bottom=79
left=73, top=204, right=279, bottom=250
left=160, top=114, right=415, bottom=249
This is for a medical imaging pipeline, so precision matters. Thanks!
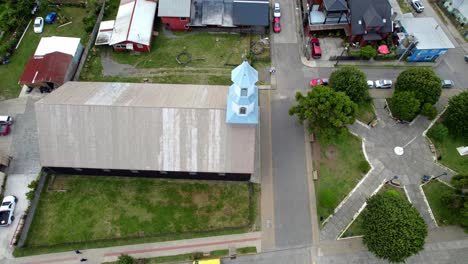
left=269, top=0, right=313, bottom=249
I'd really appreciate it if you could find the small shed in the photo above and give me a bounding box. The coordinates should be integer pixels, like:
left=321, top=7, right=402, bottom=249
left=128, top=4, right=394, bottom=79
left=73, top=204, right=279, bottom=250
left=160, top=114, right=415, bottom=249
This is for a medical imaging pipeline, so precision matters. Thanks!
left=95, top=20, right=115, bottom=45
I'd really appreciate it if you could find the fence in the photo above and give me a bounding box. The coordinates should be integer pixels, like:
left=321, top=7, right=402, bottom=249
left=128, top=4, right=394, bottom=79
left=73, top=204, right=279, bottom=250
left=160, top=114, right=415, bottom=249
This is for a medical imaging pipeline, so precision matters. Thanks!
left=72, top=1, right=106, bottom=81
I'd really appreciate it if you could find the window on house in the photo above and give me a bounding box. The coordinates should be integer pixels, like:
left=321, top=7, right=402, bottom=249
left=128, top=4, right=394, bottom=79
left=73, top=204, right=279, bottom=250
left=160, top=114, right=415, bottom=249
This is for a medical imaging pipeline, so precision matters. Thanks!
left=241, top=88, right=248, bottom=96
left=160, top=171, right=167, bottom=174
left=180, top=17, right=187, bottom=21
left=239, top=107, right=247, bottom=115
left=103, top=169, right=111, bottom=172
left=425, top=55, right=433, bottom=60
left=75, top=168, right=83, bottom=172
left=137, top=44, right=143, bottom=49
left=131, top=170, right=139, bottom=173
left=189, top=172, right=197, bottom=175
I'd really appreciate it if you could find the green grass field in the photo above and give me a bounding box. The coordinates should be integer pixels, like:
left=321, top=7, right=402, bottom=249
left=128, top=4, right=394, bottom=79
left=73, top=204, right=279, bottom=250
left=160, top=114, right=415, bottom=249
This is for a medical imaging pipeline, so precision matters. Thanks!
left=0, top=7, right=88, bottom=99
left=423, top=181, right=465, bottom=227
left=315, top=131, right=370, bottom=224
left=343, top=185, right=406, bottom=237
left=19, top=176, right=256, bottom=255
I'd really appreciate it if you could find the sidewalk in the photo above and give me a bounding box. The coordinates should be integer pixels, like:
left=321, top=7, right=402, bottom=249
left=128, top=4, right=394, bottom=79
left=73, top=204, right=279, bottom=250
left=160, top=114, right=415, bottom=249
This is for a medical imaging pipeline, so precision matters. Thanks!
left=301, top=55, right=438, bottom=68
left=12, top=232, right=261, bottom=264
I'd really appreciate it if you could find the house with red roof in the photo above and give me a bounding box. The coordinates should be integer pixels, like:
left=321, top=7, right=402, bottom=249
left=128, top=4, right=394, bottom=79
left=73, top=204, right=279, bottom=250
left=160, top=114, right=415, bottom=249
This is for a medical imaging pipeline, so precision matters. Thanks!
left=96, top=0, right=157, bottom=52
left=19, top=36, right=83, bottom=92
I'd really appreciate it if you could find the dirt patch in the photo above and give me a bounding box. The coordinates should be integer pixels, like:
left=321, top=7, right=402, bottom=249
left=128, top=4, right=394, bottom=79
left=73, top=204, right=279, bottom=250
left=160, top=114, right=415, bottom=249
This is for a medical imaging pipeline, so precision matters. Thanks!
left=193, top=192, right=210, bottom=205
left=311, top=142, right=338, bottom=174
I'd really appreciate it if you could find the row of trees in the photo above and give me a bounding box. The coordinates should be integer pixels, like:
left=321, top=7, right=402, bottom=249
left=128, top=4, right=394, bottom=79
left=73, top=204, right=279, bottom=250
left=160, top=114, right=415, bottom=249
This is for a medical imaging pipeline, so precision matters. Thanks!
left=0, top=0, right=36, bottom=32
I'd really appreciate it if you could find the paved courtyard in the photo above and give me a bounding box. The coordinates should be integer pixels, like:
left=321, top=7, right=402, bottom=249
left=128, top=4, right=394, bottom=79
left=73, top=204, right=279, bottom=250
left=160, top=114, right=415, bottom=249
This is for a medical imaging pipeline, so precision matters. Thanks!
left=320, top=94, right=458, bottom=240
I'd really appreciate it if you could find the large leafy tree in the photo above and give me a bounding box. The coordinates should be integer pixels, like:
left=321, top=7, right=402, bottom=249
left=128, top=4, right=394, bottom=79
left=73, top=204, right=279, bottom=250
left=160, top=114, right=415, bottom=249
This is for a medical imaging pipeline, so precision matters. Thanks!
left=395, top=68, right=442, bottom=105
left=289, top=85, right=357, bottom=135
left=444, top=90, right=468, bottom=139
left=389, top=91, right=420, bottom=121
left=362, top=191, right=427, bottom=263
left=443, top=174, right=468, bottom=230
left=328, top=66, right=370, bottom=103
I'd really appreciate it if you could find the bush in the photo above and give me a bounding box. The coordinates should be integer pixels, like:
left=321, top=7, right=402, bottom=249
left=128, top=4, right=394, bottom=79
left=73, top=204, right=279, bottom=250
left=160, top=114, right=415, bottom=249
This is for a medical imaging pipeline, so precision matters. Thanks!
left=82, top=15, right=96, bottom=33
left=360, top=45, right=377, bottom=59
left=428, top=123, right=449, bottom=142
left=27, top=180, right=38, bottom=190
left=358, top=161, right=370, bottom=174
left=117, top=254, right=135, bottom=264
left=421, top=103, right=438, bottom=120
left=444, top=90, right=468, bottom=139
left=389, top=91, right=420, bottom=121
left=26, top=190, right=35, bottom=201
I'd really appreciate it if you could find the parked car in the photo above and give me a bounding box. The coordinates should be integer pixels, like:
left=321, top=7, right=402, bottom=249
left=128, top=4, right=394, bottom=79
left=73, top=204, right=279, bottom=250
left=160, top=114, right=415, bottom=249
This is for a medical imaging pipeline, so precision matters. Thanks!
left=310, top=78, right=328, bottom=87
left=411, top=0, right=424, bottom=13
left=310, top=38, right=321, bottom=59
left=441, top=80, right=454, bottom=89
left=374, top=80, right=393, bottom=89
left=0, top=195, right=17, bottom=227
left=33, top=17, right=44, bottom=33
left=273, top=17, right=281, bottom=33
left=273, top=3, right=281, bottom=18
left=464, top=55, right=468, bottom=62
left=0, top=115, right=13, bottom=125
left=367, top=80, right=374, bottom=88
left=45, top=12, right=57, bottom=24
left=0, top=124, right=10, bottom=136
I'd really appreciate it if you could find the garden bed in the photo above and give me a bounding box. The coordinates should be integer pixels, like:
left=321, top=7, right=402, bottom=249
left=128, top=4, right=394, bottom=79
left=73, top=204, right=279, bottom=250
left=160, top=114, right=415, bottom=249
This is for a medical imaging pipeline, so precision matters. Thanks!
left=15, top=175, right=259, bottom=256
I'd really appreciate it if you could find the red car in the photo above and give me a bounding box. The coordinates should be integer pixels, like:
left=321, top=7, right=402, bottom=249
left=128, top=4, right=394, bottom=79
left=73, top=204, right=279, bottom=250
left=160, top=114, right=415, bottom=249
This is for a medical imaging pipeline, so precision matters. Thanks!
left=0, top=124, right=10, bottom=136
left=310, top=38, right=322, bottom=59
left=273, top=17, right=281, bottom=33
left=310, top=78, right=328, bottom=87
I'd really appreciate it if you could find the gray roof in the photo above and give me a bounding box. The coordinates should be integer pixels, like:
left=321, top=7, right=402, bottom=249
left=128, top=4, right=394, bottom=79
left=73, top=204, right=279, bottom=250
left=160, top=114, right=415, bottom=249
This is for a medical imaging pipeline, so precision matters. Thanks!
left=348, top=0, right=393, bottom=36
left=323, top=0, right=348, bottom=12
left=35, top=82, right=256, bottom=175
left=158, top=0, right=191, bottom=17
left=232, top=0, right=269, bottom=26
left=400, top=17, right=455, bottom=49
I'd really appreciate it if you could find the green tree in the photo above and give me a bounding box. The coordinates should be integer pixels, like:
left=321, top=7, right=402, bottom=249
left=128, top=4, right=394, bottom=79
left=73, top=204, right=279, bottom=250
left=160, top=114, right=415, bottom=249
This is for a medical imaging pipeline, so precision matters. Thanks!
left=117, top=254, right=135, bottom=264
left=445, top=175, right=468, bottom=229
left=420, top=103, right=438, bottom=120
left=389, top=91, right=420, bottom=121
left=328, top=66, right=370, bottom=103
left=395, top=68, right=441, bottom=105
left=362, top=191, right=428, bottom=263
left=444, top=91, right=468, bottom=139
left=289, top=86, right=357, bottom=136
left=360, top=45, right=377, bottom=59
left=427, top=123, right=449, bottom=142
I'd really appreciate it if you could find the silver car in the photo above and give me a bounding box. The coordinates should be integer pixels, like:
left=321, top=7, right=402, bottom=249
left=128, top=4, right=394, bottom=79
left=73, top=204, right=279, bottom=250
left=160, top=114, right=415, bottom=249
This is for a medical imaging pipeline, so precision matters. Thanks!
left=375, top=80, right=393, bottom=89
left=441, top=80, right=454, bottom=89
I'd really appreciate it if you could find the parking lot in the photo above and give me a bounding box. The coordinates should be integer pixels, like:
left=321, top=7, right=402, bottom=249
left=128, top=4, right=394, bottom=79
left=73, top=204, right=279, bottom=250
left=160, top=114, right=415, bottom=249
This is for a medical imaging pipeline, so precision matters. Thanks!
left=0, top=96, right=41, bottom=261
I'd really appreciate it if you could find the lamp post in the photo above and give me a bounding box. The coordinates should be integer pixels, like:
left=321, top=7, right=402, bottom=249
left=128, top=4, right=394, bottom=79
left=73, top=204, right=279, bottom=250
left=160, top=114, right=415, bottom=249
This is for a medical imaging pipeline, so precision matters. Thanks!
left=335, top=46, right=348, bottom=67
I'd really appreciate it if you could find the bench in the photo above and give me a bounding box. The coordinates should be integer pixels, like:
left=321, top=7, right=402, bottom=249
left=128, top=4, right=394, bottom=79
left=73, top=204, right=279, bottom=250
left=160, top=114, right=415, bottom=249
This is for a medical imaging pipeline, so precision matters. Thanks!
left=313, top=170, right=319, bottom=181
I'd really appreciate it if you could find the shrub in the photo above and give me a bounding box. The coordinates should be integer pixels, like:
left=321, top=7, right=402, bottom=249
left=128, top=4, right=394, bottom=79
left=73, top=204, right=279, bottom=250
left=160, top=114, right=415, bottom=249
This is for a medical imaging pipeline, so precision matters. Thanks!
left=82, top=15, right=96, bottom=33
left=26, top=190, right=35, bottom=201
left=421, top=103, right=438, bottom=120
left=117, top=254, right=135, bottom=264
left=444, top=90, right=468, bottom=139
left=358, top=161, right=370, bottom=174
left=360, top=45, right=377, bottom=59
left=428, top=123, right=449, bottom=142
left=389, top=91, right=420, bottom=121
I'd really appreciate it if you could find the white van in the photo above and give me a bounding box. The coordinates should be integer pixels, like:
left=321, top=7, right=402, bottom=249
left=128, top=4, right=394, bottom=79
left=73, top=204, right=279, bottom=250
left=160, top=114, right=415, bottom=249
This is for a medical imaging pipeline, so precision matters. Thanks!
left=0, top=116, right=13, bottom=125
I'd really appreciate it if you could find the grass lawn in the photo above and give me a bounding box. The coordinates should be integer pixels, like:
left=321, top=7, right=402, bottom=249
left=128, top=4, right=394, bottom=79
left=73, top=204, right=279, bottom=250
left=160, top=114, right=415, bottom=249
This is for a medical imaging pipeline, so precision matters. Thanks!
left=16, top=175, right=258, bottom=256
left=397, top=0, right=413, bottom=14
left=103, top=247, right=256, bottom=263
left=423, top=181, right=465, bottom=227
left=0, top=7, right=89, bottom=99
left=427, top=131, right=468, bottom=175
left=315, top=131, right=370, bottom=224
left=355, top=100, right=375, bottom=124
left=80, top=21, right=270, bottom=84
left=342, top=184, right=406, bottom=237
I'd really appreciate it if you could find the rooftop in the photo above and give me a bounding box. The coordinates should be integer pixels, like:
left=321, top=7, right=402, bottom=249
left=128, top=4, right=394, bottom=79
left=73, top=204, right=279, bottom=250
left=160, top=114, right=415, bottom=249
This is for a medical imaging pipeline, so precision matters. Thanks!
left=158, top=0, right=191, bottom=17
left=399, top=17, right=455, bottom=49
left=34, top=36, right=81, bottom=57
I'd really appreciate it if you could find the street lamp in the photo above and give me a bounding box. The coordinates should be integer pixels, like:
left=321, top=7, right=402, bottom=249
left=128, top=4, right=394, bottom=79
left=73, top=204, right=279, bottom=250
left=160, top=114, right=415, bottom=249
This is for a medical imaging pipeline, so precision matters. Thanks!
left=335, top=46, right=348, bottom=67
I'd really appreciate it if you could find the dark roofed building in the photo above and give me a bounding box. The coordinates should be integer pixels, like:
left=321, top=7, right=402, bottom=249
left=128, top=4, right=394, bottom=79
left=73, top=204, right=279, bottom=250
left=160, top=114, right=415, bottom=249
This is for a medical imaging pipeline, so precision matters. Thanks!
left=232, top=0, right=269, bottom=26
left=323, top=0, right=348, bottom=11
left=348, top=0, right=393, bottom=43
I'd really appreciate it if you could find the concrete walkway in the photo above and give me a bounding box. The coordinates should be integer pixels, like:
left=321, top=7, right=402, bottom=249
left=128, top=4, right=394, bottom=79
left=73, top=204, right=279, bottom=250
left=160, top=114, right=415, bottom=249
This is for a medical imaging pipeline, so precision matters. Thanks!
left=320, top=96, right=455, bottom=240
left=13, top=232, right=261, bottom=264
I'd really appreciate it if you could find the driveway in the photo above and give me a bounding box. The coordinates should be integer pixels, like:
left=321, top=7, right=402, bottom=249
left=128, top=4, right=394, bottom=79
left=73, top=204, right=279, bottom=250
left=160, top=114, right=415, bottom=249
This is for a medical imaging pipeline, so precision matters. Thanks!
left=0, top=96, right=41, bottom=261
